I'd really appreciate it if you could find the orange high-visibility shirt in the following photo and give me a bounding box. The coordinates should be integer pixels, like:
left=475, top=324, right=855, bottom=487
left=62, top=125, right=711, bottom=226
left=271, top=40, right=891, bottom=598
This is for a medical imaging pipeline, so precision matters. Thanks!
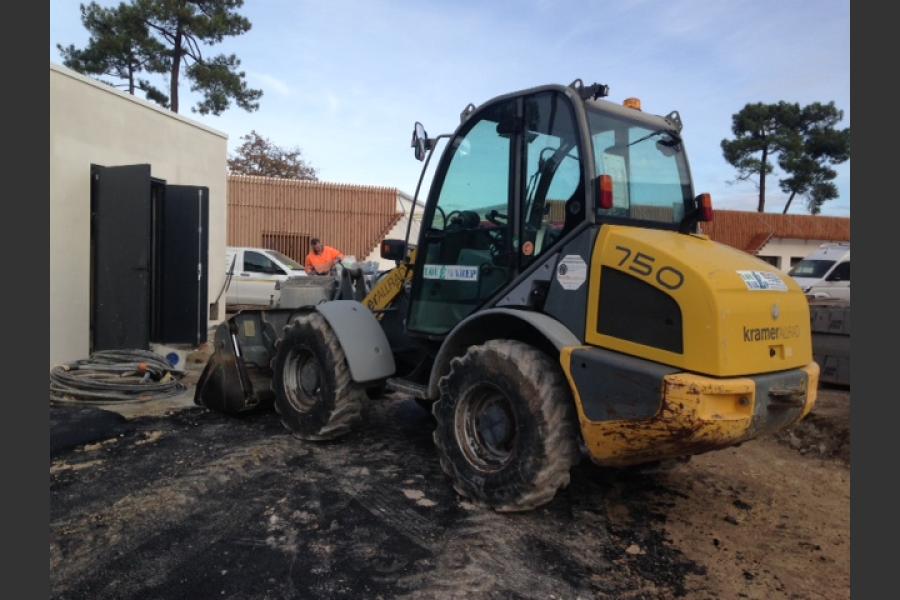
left=305, top=245, right=344, bottom=274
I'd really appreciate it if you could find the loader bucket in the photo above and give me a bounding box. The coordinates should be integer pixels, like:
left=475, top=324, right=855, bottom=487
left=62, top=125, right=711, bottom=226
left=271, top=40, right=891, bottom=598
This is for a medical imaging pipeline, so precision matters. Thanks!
left=194, top=316, right=276, bottom=414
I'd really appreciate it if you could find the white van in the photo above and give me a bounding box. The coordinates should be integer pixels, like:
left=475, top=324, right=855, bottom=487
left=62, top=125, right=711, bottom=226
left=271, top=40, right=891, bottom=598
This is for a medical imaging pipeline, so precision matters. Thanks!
left=225, top=247, right=307, bottom=307
left=788, top=243, right=850, bottom=301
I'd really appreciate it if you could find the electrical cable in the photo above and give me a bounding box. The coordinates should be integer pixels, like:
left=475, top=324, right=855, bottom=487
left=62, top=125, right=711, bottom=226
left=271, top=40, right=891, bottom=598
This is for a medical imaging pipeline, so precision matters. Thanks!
left=49, top=349, right=185, bottom=406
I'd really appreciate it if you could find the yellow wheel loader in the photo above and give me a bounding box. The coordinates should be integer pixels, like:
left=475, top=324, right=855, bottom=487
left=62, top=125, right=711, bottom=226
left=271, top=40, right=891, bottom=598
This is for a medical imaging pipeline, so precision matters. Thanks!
left=196, top=80, right=818, bottom=512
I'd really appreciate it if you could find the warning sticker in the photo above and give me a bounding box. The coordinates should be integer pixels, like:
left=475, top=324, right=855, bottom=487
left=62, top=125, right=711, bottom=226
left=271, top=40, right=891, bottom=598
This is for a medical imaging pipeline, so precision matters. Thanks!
left=737, top=270, right=788, bottom=292
left=556, top=255, right=587, bottom=291
left=423, top=264, right=479, bottom=282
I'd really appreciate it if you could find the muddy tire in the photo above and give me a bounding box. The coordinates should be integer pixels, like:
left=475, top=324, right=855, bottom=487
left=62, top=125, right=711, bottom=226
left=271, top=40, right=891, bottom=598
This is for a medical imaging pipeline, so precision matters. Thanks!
left=432, top=339, right=579, bottom=512
left=271, top=313, right=364, bottom=440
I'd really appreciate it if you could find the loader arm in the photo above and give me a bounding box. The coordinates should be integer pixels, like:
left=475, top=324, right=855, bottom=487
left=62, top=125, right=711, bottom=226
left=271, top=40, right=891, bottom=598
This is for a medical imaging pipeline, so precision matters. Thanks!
left=362, top=249, right=417, bottom=314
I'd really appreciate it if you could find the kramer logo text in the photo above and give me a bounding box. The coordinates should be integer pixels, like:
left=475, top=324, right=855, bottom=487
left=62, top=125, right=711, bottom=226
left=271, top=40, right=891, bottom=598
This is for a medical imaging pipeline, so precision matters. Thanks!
left=743, top=325, right=800, bottom=342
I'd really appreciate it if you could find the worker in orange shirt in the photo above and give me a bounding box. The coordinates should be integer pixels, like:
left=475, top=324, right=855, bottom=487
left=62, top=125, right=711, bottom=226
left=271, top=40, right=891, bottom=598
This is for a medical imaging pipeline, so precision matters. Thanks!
left=304, top=238, right=345, bottom=275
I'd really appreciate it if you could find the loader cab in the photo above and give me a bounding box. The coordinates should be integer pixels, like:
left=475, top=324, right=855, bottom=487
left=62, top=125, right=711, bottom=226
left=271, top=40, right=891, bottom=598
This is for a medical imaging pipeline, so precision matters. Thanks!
left=406, top=84, right=698, bottom=336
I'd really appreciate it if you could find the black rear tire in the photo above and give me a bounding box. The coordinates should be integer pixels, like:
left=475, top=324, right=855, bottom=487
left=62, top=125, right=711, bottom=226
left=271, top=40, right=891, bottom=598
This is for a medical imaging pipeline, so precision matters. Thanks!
left=432, top=340, right=579, bottom=512
left=271, top=313, right=364, bottom=440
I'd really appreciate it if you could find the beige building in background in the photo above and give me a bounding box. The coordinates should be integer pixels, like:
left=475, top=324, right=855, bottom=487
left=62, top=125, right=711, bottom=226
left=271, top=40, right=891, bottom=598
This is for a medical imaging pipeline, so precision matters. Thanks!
left=701, top=210, right=850, bottom=271
left=50, top=63, right=228, bottom=367
left=227, top=175, right=405, bottom=265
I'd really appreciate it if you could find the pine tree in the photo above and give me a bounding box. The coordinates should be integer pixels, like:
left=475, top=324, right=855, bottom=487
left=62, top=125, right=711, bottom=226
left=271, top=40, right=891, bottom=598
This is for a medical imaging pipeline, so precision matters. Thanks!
left=778, top=102, right=850, bottom=214
left=722, top=101, right=849, bottom=214
left=136, top=0, right=262, bottom=115
left=720, top=102, right=801, bottom=212
left=57, top=2, right=170, bottom=105
left=58, top=0, right=263, bottom=116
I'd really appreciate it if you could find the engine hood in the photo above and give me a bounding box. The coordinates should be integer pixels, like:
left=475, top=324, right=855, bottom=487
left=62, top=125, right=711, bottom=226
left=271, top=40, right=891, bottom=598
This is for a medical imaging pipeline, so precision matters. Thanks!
left=585, top=225, right=813, bottom=377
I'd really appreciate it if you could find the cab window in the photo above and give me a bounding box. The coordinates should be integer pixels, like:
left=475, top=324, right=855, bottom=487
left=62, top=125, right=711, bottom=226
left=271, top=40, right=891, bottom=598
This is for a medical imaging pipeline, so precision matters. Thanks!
left=407, top=99, right=516, bottom=334
left=827, top=261, right=850, bottom=281
left=244, top=251, right=283, bottom=275
left=588, top=107, right=693, bottom=224
left=521, top=92, right=583, bottom=266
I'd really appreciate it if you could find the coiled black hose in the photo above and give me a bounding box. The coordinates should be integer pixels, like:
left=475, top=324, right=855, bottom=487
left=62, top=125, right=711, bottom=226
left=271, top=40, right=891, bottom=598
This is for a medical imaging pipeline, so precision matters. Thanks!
left=50, top=349, right=185, bottom=405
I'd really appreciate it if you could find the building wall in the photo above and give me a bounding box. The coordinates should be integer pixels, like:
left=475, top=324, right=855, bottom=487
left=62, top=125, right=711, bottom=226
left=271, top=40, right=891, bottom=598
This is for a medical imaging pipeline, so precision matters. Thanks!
left=701, top=210, right=850, bottom=250
left=50, top=64, right=228, bottom=367
left=227, top=175, right=402, bottom=263
left=756, top=238, right=837, bottom=271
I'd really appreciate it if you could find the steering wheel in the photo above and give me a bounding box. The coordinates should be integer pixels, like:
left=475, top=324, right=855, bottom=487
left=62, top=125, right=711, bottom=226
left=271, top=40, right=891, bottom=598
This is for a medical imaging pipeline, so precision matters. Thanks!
left=444, top=210, right=463, bottom=229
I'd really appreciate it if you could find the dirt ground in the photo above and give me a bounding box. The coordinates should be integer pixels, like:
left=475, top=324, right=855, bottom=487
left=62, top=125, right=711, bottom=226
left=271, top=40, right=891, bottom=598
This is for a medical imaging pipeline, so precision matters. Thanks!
left=49, top=387, right=849, bottom=599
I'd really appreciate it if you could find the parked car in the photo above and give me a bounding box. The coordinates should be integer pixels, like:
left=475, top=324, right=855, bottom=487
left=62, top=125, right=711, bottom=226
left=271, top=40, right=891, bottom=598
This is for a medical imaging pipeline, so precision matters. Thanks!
left=788, top=243, right=850, bottom=300
left=225, top=247, right=307, bottom=307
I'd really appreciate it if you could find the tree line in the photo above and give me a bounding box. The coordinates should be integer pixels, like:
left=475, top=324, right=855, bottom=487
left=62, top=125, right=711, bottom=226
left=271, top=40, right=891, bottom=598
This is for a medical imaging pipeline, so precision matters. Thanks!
left=721, top=101, right=850, bottom=214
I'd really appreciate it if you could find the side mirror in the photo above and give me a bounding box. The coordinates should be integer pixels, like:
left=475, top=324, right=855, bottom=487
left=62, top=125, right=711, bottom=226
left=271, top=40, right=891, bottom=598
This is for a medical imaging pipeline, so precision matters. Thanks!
left=411, top=122, right=430, bottom=161
left=381, top=239, right=407, bottom=261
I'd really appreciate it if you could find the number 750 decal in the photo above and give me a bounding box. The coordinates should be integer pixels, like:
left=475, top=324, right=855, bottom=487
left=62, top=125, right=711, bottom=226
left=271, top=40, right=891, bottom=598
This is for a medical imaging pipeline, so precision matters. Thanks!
left=615, top=246, right=685, bottom=290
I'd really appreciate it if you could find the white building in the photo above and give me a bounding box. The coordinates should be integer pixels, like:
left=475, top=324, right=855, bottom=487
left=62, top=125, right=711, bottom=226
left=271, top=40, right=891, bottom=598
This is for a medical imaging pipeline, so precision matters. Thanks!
left=701, top=210, right=851, bottom=271
left=50, top=63, right=228, bottom=366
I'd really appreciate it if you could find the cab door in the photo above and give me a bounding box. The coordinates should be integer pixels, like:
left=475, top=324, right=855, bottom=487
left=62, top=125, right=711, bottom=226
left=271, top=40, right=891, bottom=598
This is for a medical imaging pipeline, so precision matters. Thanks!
left=407, top=98, right=518, bottom=335
left=239, top=250, right=286, bottom=306
left=817, top=261, right=850, bottom=300
left=406, top=91, right=586, bottom=335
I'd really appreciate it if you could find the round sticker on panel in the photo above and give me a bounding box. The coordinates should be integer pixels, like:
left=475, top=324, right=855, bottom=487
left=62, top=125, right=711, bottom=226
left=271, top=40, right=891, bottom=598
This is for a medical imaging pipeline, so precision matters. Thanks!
left=556, top=255, right=587, bottom=290
left=522, top=241, right=534, bottom=256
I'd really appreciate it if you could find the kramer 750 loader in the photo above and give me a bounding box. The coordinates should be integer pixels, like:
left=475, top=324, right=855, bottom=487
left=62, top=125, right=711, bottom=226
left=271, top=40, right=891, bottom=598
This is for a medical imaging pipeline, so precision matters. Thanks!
left=196, top=80, right=818, bottom=511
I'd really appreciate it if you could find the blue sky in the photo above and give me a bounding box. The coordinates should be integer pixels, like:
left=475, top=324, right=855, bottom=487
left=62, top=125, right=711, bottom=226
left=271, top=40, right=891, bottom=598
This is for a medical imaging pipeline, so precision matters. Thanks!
left=50, top=0, right=850, bottom=216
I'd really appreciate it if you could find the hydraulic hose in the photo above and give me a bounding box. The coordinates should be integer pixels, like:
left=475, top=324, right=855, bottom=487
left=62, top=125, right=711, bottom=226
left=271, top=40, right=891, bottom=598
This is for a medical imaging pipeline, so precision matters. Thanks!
left=49, top=349, right=185, bottom=405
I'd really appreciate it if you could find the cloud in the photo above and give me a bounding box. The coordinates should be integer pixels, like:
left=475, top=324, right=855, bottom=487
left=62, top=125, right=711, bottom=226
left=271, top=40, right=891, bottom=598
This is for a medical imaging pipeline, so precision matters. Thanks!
left=249, top=72, right=292, bottom=97
left=325, top=91, right=340, bottom=115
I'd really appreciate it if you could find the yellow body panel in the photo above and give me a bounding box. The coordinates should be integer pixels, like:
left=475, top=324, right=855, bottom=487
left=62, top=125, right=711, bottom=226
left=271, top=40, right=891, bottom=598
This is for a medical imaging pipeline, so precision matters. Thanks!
left=585, top=225, right=813, bottom=377
left=799, top=361, right=820, bottom=419
left=561, top=347, right=819, bottom=466
left=362, top=249, right=417, bottom=314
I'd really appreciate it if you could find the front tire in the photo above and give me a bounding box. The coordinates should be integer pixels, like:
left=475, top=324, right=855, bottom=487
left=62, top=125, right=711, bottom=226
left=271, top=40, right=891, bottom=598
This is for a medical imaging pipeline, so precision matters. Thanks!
left=432, top=340, right=579, bottom=512
left=271, top=313, right=364, bottom=440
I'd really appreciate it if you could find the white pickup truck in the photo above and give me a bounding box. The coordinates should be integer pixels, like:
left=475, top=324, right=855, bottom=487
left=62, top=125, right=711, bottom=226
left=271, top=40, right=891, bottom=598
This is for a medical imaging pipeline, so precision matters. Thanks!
left=225, top=247, right=307, bottom=307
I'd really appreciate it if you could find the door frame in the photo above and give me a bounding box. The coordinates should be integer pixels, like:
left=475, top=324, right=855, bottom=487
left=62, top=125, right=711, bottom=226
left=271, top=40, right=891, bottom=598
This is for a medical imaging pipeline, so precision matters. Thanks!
left=404, top=96, right=523, bottom=337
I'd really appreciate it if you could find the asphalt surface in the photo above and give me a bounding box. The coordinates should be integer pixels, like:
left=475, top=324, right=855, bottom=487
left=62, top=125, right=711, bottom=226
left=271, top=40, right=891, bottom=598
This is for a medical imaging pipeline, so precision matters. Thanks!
left=50, top=393, right=705, bottom=599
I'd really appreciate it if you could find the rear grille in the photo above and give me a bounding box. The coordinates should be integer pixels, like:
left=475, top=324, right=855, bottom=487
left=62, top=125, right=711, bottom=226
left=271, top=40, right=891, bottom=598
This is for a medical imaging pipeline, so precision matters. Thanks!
left=598, top=267, right=683, bottom=353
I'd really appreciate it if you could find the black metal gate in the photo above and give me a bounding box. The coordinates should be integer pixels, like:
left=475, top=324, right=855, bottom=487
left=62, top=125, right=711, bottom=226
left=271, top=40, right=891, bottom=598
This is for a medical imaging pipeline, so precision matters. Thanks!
left=156, top=185, right=209, bottom=345
left=91, top=165, right=210, bottom=351
left=90, top=164, right=155, bottom=351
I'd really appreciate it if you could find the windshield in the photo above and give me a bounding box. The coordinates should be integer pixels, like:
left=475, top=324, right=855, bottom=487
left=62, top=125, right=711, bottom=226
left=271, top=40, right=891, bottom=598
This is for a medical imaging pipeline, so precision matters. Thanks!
left=789, top=259, right=835, bottom=278
left=269, top=250, right=303, bottom=270
left=587, top=108, right=693, bottom=225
